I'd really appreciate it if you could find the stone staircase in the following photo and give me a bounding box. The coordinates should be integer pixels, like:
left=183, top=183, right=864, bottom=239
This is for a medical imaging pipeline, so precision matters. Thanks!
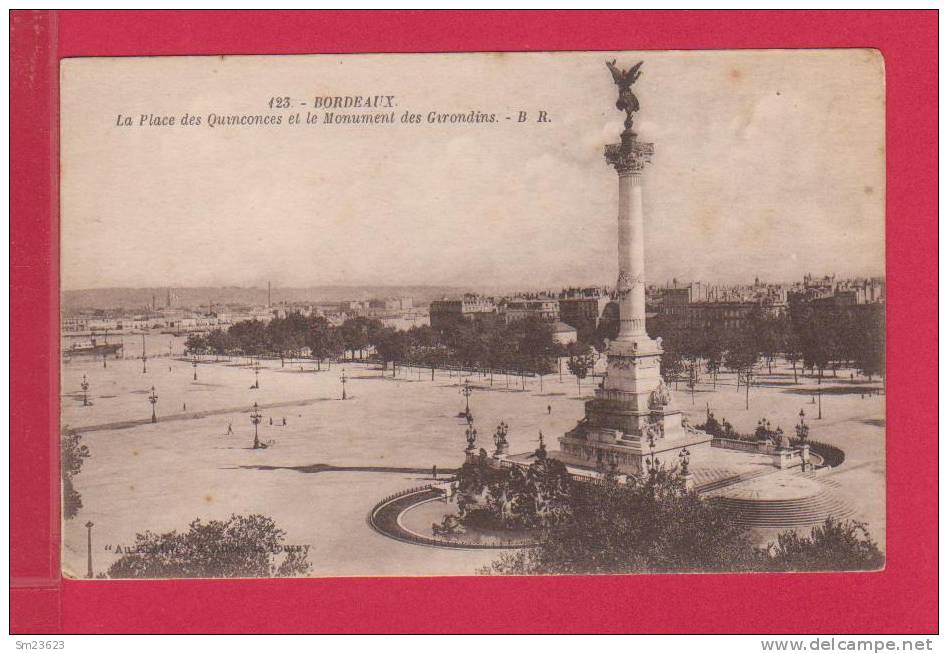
left=711, top=489, right=854, bottom=528
left=695, top=467, right=776, bottom=494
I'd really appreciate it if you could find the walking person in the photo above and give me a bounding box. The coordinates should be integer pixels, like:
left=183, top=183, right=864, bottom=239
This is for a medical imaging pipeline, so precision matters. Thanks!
left=547, top=404, right=552, bottom=415
left=226, top=422, right=233, bottom=436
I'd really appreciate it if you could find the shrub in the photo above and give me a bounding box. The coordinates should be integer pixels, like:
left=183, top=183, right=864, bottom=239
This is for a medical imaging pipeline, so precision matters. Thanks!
left=107, top=513, right=311, bottom=578
left=61, top=426, right=90, bottom=520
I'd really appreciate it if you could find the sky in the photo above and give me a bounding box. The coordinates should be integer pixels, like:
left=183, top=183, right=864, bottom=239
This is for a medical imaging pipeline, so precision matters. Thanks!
left=60, top=49, right=885, bottom=291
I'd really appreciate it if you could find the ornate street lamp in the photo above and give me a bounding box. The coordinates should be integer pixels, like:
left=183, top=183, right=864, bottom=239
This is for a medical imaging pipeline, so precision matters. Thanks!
left=464, top=423, right=478, bottom=454
left=678, top=447, right=691, bottom=476
left=493, top=421, right=509, bottom=456
left=340, top=368, right=348, bottom=400
left=459, top=379, right=473, bottom=420
left=795, top=408, right=810, bottom=444
left=148, top=385, right=158, bottom=423
left=250, top=402, right=263, bottom=449
left=192, top=355, right=199, bottom=381
left=141, top=333, right=148, bottom=374
left=80, top=374, right=89, bottom=407
left=645, top=426, right=658, bottom=479
left=253, top=362, right=260, bottom=389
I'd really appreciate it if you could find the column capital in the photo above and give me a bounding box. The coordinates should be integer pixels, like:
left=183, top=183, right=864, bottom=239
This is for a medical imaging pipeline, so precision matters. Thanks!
left=605, top=140, right=653, bottom=176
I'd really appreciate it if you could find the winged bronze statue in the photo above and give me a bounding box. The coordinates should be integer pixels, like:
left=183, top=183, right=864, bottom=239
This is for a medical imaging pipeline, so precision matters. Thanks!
left=606, top=59, right=644, bottom=129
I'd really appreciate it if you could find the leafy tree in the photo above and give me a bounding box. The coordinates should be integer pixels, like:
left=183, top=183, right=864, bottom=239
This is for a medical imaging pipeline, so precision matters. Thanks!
left=306, top=317, right=343, bottom=370
left=482, top=468, right=760, bottom=575
left=850, top=309, right=885, bottom=381
left=767, top=517, right=884, bottom=571
left=725, top=328, right=760, bottom=409
left=753, top=312, right=787, bottom=375
left=339, top=317, right=383, bottom=360
left=482, top=471, right=884, bottom=575
left=205, top=328, right=233, bottom=357
left=266, top=316, right=305, bottom=364
left=516, top=317, right=558, bottom=376
left=784, top=330, right=804, bottom=384
left=61, top=426, right=90, bottom=520
left=229, top=319, right=268, bottom=357
left=566, top=344, right=596, bottom=395
left=374, top=328, right=408, bottom=375
left=184, top=333, right=207, bottom=354
left=107, top=514, right=311, bottom=578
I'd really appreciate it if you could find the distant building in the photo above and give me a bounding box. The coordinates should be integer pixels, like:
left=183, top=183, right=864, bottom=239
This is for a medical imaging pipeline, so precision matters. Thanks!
left=429, top=296, right=497, bottom=332
left=501, top=298, right=559, bottom=324
left=558, top=287, right=611, bottom=329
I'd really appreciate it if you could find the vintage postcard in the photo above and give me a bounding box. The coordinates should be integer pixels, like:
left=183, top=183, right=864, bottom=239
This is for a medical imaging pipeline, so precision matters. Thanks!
left=59, top=49, right=885, bottom=578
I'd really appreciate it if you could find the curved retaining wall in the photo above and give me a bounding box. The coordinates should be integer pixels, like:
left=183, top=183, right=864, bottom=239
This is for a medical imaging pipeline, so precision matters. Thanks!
left=368, top=485, right=536, bottom=550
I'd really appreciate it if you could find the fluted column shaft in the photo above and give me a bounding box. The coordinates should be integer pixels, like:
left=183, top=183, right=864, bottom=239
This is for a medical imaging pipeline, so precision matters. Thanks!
left=616, top=171, right=646, bottom=339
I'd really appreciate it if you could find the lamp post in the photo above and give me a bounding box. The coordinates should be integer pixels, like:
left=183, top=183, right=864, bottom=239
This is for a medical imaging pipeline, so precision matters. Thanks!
left=85, top=521, right=94, bottom=579
left=253, top=362, right=260, bottom=389
left=817, top=375, right=823, bottom=420
left=141, top=333, right=148, bottom=374
left=80, top=374, right=89, bottom=407
left=340, top=368, right=348, bottom=400
left=192, top=355, right=199, bottom=381
left=645, top=426, right=658, bottom=480
left=460, top=379, right=473, bottom=420
left=250, top=401, right=262, bottom=449
left=464, top=423, right=478, bottom=455
left=148, top=385, right=158, bottom=423
left=795, top=408, right=809, bottom=444
left=493, top=421, right=509, bottom=456
left=678, top=447, right=691, bottom=476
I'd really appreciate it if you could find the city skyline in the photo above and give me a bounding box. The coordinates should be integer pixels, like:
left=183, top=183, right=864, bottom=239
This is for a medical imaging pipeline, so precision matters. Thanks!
left=61, top=50, right=884, bottom=291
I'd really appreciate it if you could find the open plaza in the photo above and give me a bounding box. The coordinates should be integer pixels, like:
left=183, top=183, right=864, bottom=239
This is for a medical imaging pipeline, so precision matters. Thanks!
left=61, top=332, right=885, bottom=578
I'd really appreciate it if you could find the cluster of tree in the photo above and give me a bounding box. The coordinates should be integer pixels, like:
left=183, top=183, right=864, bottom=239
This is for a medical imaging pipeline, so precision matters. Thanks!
left=648, top=304, right=885, bottom=387
left=61, top=426, right=89, bottom=520
left=453, top=448, right=573, bottom=531
left=187, top=313, right=566, bottom=379
left=480, top=467, right=883, bottom=575
left=106, top=514, right=311, bottom=578
left=185, top=314, right=381, bottom=367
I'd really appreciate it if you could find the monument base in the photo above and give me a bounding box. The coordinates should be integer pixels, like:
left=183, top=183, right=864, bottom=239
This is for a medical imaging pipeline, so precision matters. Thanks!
left=557, top=425, right=712, bottom=476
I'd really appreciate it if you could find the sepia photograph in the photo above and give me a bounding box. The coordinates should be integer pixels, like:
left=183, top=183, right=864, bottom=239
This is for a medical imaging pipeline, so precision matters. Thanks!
left=58, top=48, right=886, bottom=579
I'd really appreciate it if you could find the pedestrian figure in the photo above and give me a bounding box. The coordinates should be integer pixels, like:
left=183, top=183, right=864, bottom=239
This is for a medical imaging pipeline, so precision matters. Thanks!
left=227, top=423, right=233, bottom=436
left=182, top=402, right=186, bottom=412
left=282, top=417, right=286, bottom=427
left=269, top=417, right=273, bottom=426
left=547, top=404, right=552, bottom=415
left=432, top=465, right=438, bottom=480
left=168, top=366, right=172, bottom=372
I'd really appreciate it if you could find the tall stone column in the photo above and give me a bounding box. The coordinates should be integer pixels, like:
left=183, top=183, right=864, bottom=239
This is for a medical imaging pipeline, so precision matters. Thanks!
left=616, top=166, right=647, bottom=339
left=606, top=135, right=654, bottom=343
